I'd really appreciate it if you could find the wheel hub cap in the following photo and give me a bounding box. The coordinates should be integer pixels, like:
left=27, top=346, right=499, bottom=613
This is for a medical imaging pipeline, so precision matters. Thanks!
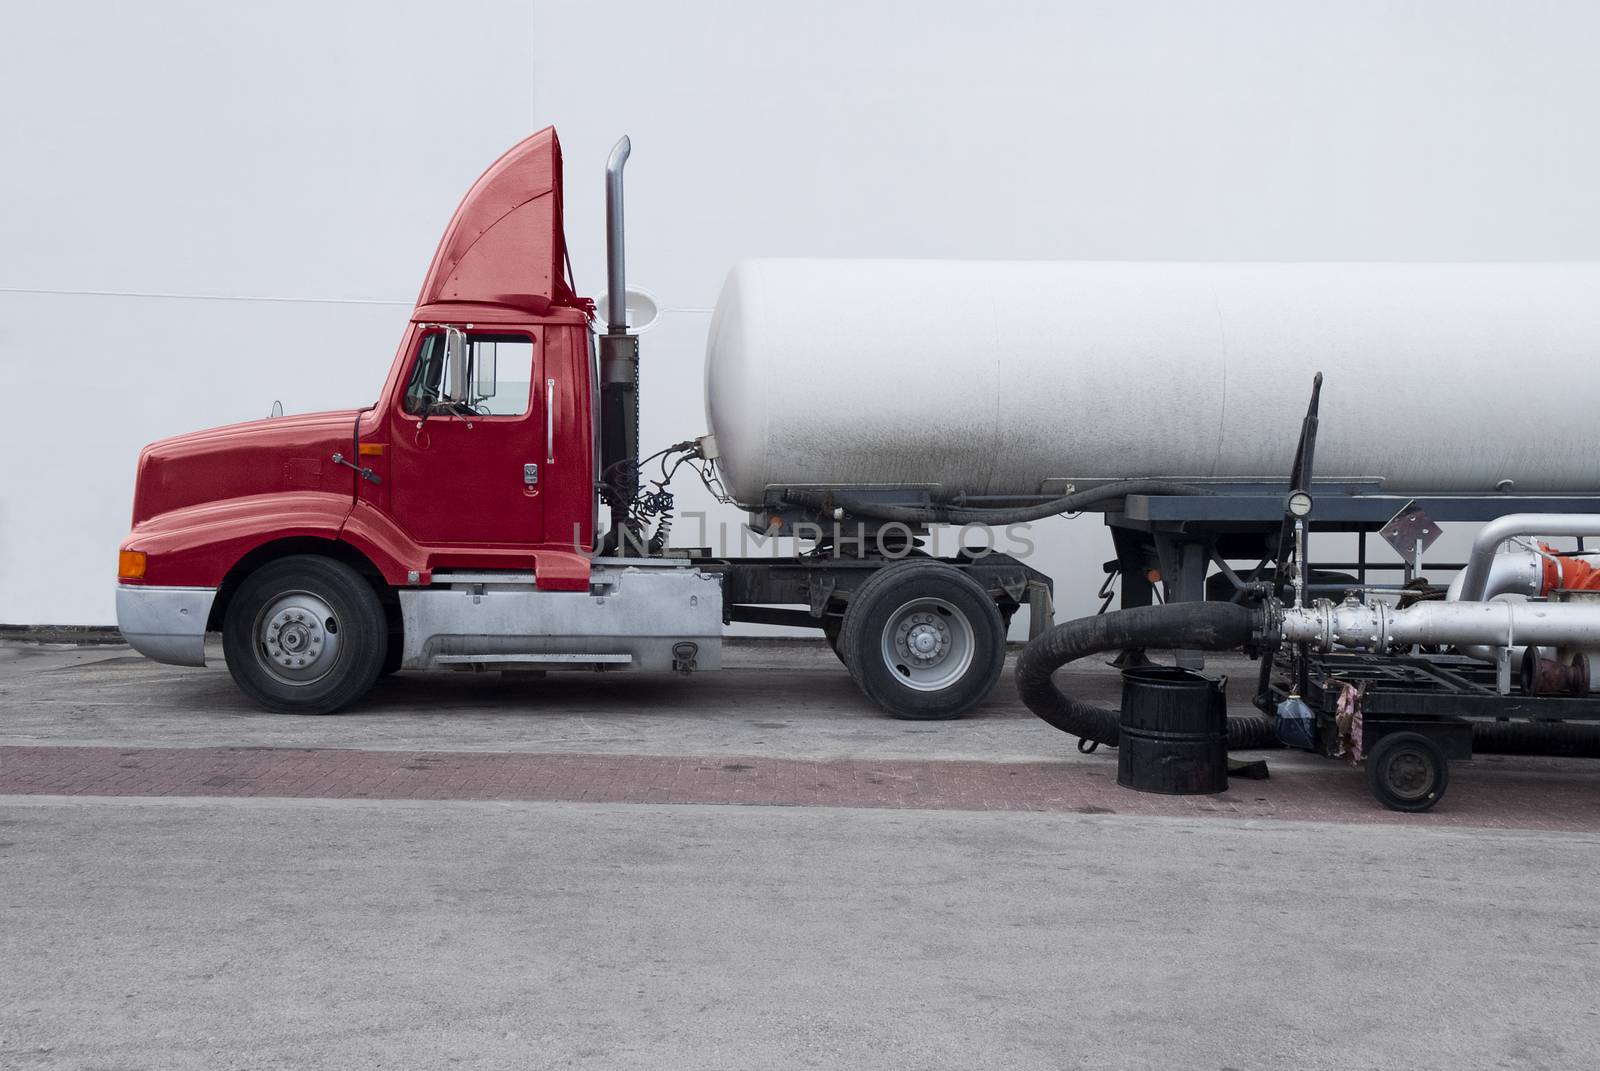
left=900, top=617, right=949, bottom=664
left=1388, top=752, right=1430, bottom=798
left=255, top=592, right=341, bottom=686
left=882, top=597, right=976, bottom=692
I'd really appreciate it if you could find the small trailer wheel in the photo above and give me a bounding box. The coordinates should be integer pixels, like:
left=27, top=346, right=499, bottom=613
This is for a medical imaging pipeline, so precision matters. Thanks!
left=222, top=555, right=388, bottom=714
left=839, top=560, right=1006, bottom=720
left=1365, top=731, right=1449, bottom=812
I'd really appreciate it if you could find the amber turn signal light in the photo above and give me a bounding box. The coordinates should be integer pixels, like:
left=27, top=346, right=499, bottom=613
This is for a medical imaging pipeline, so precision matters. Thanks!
left=118, top=550, right=147, bottom=580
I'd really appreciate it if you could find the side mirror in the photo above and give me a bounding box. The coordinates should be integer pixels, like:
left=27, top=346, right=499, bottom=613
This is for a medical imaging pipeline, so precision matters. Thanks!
left=443, top=327, right=469, bottom=403
left=473, top=339, right=496, bottom=403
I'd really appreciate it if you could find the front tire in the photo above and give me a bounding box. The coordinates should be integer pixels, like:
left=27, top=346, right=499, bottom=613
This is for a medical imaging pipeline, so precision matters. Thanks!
left=839, top=560, right=1006, bottom=720
left=222, top=555, right=387, bottom=714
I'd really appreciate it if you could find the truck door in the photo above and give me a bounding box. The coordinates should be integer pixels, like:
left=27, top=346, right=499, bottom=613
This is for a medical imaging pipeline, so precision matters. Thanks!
left=387, top=326, right=546, bottom=547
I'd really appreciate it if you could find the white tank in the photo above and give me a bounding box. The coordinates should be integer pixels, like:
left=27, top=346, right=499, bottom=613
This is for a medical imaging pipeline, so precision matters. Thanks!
left=704, top=259, right=1600, bottom=506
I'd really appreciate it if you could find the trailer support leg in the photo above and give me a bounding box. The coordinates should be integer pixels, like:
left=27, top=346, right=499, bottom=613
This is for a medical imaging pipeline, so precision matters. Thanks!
left=1155, top=534, right=1210, bottom=669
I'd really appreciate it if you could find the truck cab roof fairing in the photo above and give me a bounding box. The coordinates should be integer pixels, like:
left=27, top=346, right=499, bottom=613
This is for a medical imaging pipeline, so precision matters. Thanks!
left=413, top=126, right=587, bottom=316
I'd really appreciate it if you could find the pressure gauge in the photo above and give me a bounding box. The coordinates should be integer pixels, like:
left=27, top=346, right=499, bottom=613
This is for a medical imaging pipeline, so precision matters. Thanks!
left=1286, top=490, right=1314, bottom=518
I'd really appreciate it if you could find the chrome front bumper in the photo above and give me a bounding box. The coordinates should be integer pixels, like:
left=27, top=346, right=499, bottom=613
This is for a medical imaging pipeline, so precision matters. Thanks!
left=115, top=584, right=217, bottom=667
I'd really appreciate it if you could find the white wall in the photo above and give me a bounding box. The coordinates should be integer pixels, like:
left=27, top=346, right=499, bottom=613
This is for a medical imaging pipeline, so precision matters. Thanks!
left=0, top=0, right=536, bottom=623
left=4, top=1, right=1600, bottom=624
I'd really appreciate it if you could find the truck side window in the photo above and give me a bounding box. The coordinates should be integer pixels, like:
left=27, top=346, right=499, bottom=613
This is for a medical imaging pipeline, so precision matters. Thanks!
left=402, top=332, right=534, bottom=417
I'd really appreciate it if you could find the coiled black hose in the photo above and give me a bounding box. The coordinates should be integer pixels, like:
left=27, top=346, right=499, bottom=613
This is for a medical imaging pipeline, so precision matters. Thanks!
left=1015, top=602, right=1277, bottom=749
left=781, top=479, right=1206, bottom=526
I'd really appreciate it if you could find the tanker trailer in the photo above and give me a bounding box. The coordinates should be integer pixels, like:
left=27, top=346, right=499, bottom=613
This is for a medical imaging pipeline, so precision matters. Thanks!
left=706, top=258, right=1600, bottom=503
left=705, top=257, right=1600, bottom=650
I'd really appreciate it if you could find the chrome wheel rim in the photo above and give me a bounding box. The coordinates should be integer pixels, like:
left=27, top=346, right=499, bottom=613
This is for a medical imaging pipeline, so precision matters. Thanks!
left=254, top=590, right=342, bottom=686
left=880, top=597, right=975, bottom=692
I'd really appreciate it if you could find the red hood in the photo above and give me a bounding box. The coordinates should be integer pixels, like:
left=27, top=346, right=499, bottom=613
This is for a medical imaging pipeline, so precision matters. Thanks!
left=131, top=409, right=362, bottom=527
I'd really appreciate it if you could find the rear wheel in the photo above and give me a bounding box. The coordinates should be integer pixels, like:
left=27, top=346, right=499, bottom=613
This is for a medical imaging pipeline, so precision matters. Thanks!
left=222, top=555, right=387, bottom=714
left=1365, top=731, right=1449, bottom=812
left=839, top=561, right=1005, bottom=720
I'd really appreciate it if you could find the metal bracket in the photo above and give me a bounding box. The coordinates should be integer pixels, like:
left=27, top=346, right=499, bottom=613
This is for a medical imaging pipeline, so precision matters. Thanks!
left=807, top=576, right=837, bottom=618
left=1026, top=579, right=1055, bottom=639
left=1380, top=501, right=1442, bottom=576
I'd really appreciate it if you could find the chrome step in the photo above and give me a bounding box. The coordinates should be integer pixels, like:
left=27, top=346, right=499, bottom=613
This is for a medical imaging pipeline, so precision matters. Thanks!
left=433, top=653, right=633, bottom=665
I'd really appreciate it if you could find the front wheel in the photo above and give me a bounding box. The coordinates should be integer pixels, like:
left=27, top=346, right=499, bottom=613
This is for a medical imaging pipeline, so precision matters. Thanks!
left=222, top=555, right=387, bottom=714
left=839, top=561, right=1006, bottom=720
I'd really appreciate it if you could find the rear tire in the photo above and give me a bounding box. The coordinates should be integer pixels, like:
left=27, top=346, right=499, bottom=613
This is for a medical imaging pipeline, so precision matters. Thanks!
left=1365, top=731, right=1449, bottom=812
left=222, top=555, right=387, bottom=714
left=839, top=560, right=1005, bottom=720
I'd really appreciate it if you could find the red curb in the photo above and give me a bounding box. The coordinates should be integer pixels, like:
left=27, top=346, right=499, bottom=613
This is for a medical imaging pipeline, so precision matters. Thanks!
left=4, top=745, right=1600, bottom=830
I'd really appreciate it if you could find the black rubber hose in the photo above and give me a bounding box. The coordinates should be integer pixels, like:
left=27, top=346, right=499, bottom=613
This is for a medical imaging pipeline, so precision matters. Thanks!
left=782, top=480, right=1207, bottom=526
left=1470, top=719, right=1600, bottom=758
left=1015, top=602, right=1277, bottom=749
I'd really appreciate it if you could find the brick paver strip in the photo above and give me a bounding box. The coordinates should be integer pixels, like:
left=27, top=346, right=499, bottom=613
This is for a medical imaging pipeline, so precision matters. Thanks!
left=2, top=745, right=1599, bottom=830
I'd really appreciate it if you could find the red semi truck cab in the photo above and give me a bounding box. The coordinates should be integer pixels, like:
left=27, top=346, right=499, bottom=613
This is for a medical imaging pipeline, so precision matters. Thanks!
left=116, top=127, right=1049, bottom=718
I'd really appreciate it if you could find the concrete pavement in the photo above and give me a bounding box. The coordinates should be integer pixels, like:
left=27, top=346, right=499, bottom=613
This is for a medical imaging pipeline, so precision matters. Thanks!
left=3, top=638, right=1600, bottom=1069
left=5, top=796, right=1600, bottom=1070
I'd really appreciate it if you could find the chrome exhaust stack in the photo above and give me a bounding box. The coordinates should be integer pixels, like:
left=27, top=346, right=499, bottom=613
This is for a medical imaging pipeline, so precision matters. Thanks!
left=605, top=136, right=631, bottom=335
left=598, top=135, right=641, bottom=552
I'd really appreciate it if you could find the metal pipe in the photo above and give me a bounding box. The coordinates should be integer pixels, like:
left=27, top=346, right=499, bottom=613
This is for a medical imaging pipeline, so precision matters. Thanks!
left=1449, top=523, right=1600, bottom=666
left=1281, top=598, right=1600, bottom=653
left=1446, top=547, right=1543, bottom=603
left=1457, top=514, right=1600, bottom=601
left=1445, top=568, right=1538, bottom=669
left=598, top=135, right=641, bottom=554
left=1292, top=519, right=1306, bottom=608
left=605, top=136, right=631, bottom=334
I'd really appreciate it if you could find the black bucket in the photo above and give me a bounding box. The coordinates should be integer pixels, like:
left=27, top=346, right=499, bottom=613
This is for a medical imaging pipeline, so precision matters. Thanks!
left=1117, top=666, right=1228, bottom=795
